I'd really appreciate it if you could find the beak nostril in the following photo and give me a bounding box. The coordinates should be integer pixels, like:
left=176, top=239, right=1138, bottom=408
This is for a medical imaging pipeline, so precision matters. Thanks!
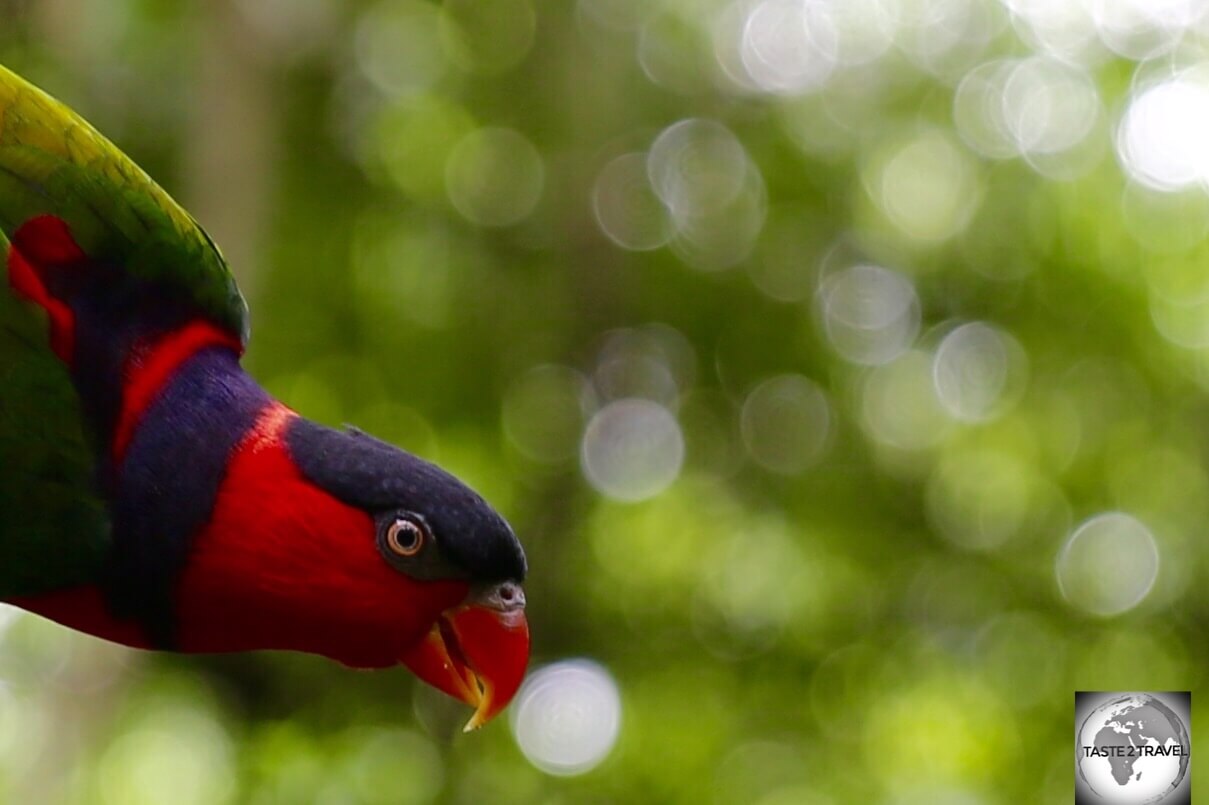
left=484, top=581, right=525, bottom=612
left=472, top=581, right=526, bottom=612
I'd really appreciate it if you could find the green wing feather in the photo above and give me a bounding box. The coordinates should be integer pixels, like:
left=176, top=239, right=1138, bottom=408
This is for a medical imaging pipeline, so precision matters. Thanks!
left=0, top=64, right=247, bottom=341
left=0, top=65, right=249, bottom=595
left=0, top=288, right=106, bottom=594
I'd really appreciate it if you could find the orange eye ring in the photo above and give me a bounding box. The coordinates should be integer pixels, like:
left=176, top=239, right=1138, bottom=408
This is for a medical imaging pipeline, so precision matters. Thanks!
left=386, top=517, right=426, bottom=557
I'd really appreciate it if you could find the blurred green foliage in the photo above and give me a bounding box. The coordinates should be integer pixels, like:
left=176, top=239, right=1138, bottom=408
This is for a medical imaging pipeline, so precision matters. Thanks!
left=4, top=0, right=1209, bottom=803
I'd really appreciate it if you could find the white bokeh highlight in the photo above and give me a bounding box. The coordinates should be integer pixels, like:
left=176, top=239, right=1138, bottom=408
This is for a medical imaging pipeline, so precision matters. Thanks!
left=511, top=660, right=622, bottom=777
left=1056, top=512, right=1159, bottom=617
left=828, top=0, right=897, bottom=68
left=647, top=119, right=767, bottom=270
left=1002, top=0, right=1100, bottom=63
left=897, top=0, right=998, bottom=78
left=1002, top=58, right=1099, bottom=157
left=954, top=56, right=1101, bottom=178
left=1090, top=0, right=1204, bottom=60
left=1118, top=73, right=1209, bottom=192
left=933, top=322, right=1028, bottom=423
left=738, top=0, right=838, bottom=95
left=648, top=119, right=748, bottom=219
left=954, top=59, right=1019, bottom=159
left=818, top=264, right=921, bottom=366
left=581, top=399, right=685, bottom=502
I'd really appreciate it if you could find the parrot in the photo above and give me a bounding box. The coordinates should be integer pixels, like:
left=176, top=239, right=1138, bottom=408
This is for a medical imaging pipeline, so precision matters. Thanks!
left=0, top=65, right=529, bottom=731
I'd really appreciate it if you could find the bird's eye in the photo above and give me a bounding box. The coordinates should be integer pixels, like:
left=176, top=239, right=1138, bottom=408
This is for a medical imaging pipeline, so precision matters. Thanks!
left=386, top=516, right=426, bottom=557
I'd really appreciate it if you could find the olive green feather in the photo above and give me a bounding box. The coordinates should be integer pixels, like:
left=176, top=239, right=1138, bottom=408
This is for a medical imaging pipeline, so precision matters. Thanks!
left=0, top=64, right=247, bottom=341
left=0, top=286, right=106, bottom=595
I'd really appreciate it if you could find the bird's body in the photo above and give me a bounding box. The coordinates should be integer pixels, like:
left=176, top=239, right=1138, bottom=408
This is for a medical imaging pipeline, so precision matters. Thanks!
left=0, top=65, right=528, bottom=729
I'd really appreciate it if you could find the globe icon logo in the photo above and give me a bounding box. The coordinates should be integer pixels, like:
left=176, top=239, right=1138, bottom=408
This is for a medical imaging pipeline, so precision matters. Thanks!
left=1077, top=693, right=1190, bottom=804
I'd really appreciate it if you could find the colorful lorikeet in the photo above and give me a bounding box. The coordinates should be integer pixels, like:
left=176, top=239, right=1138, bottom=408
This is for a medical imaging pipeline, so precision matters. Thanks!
left=0, top=65, right=529, bottom=730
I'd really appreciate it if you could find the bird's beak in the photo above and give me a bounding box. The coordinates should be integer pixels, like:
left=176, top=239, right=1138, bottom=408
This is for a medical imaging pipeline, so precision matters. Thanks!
left=401, top=582, right=530, bottom=732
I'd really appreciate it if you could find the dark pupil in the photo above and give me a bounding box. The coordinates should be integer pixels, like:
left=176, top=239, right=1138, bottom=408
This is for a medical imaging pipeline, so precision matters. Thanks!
left=395, top=521, right=419, bottom=549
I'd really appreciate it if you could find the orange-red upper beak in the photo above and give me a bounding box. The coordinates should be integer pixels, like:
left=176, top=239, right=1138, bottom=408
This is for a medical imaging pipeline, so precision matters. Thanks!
left=401, top=582, right=530, bottom=731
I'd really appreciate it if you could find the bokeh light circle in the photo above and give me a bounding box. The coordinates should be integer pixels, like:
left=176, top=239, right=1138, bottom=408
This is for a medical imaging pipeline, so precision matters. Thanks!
left=738, top=0, right=838, bottom=95
left=648, top=118, right=749, bottom=221
left=592, top=323, right=696, bottom=406
left=818, top=263, right=921, bottom=366
left=1056, top=512, right=1159, bottom=616
left=1001, top=57, right=1099, bottom=157
left=860, top=349, right=950, bottom=451
left=829, top=0, right=898, bottom=68
left=1090, top=0, right=1199, bottom=61
left=899, top=0, right=999, bottom=78
left=1117, top=74, right=1209, bottom=192
left=445, top=127, right=544, bottom=226
left=740, top=374, right=831, bottom=474
left=668, top=168, right=767, bottom=272
left=953, top=59, right=1018, bottom=160
left=932, top=322, right=1028, bottom=423
left=1004, top=0, right=1099, bottom=63
left=645, top=118, right=767, bottom=271
left=511, top=660, right=622, bottom=776
left=871, top=129, right=981, bottom=243
left=581, top=399, right=685, bottom=502
left=593, top=152, right=674, bottom=251
left=354, top=0, right=446, bottom=98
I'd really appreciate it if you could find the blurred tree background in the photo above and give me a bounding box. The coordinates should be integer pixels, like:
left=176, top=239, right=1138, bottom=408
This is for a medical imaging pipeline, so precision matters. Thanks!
left=3, top=0, right=1209, bottom=802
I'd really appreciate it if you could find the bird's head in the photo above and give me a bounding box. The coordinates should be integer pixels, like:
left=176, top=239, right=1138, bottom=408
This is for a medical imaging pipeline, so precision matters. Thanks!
left=177, top=410, right=529, bottom=731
